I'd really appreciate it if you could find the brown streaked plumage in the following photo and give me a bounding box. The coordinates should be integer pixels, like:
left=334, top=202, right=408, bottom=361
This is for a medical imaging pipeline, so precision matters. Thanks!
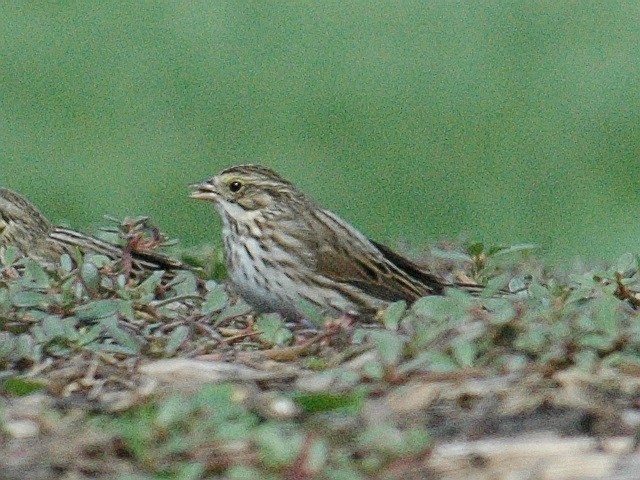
left=190, top=165, right=482, bottom=320
left=0, top=188, right=185, bottom=273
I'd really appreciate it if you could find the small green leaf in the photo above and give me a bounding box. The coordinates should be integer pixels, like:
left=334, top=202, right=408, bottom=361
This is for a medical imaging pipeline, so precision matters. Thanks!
left=78, top=323, right=102, bottom=346
left=514, top=325, right=548, bottom=352
left=165, top=325, right=189, bottom=355
left=201, top=285, right=228, bottom=314
left=10, top=291, right=46, bottom=308
left=83, top=254, right=113, bottom=268
left=31, top=325, right=46, bottom=344
left=426, top=351, right=459, bottom=372
left=59, top=254, right=74, bottom=274
left=23, top=259, right=51, bottom=288
left=24, top=309, right=48, bottom=322
left=115, top=273, right=127, bottom=290
left=296, top=299, right=326, bottom=327
left=592, top=296, right=621, bottom=338
left=256, top=314, right=293, bottom=346
left=574, top=349, right=599, bottom=370
left=170, top=271, right=199, bottom=296
left=15, top=334, right=36, bottom=360
left=80, top=261, right=101, bottom=291
left=1, top=377, right=46, bottom=396
left=452, top=338, right=476, bottom=367
left=485, top=299, right=516, bottom=324
left=508, top=276, right=529, bottom=293
left=467, top=242, right=484, bottom=256
left=482, top=273, right=510, bottom=297
left=74, top=299, right=121, bottom=320
left=293, top=389, right=366, bottom=414
left=156, top=394, right=194, bottom=427
left=42, top=315, right=65, bottom=339
left=368, top=330, right=404, bottom=366
left=136, top=270, right=164, bottom=295
left=362, top=360, right=385, bottom=379
left=213, top=301, right=252, bottom=326
left=255, top=423, right=304, bottom=467
left=118, top=300, right=135, bottom=322
left=100, top=314, right=141, bottom=354
left=2, top=246, right=20, bottom=265
left=580, top=334, right=614, bottom=350
left=411, top=295, right=457, bottom=320
left=382, top=301, right=406, bottom=330
left=61, top=317, right=81, bottom=342
left=527, top=281, right=550, bottom=300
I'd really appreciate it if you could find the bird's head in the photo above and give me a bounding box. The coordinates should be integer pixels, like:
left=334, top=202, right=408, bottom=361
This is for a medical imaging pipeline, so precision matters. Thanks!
left=189, top=165, right=306, bottom=219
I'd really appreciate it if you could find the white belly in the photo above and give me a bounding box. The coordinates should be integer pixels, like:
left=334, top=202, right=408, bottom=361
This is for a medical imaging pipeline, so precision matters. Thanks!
left=226, top=235, right=379, bottom=319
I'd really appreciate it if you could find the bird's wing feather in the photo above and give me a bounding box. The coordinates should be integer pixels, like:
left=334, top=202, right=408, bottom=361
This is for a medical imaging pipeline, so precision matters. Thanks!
left=303, top=209, right=445, bottom=302
left=49, top=227, right=186, bottom=271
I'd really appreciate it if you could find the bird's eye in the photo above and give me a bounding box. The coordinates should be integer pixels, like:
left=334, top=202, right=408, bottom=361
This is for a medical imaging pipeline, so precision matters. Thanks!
left=229, top=181, right=243, bottom=193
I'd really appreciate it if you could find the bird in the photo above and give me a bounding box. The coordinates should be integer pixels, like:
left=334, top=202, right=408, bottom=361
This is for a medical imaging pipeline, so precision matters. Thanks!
left=0, top=187, right=185, bottom=274
left=190, top=165, right=484, bottom=320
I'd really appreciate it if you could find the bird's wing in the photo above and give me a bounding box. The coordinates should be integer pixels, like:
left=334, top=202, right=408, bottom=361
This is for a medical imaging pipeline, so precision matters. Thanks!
left=49, top=227, right=186, bottom=272
left=304, top=209, right=445, bottom=302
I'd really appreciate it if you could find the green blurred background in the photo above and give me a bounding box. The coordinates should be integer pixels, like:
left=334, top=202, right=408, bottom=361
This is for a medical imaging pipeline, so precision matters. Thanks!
left=2, top=2, right=640, bottom=264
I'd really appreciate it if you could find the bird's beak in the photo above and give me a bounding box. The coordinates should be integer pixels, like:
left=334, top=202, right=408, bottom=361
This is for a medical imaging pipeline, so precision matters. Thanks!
left=189, top=180, right=218, bottom=201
